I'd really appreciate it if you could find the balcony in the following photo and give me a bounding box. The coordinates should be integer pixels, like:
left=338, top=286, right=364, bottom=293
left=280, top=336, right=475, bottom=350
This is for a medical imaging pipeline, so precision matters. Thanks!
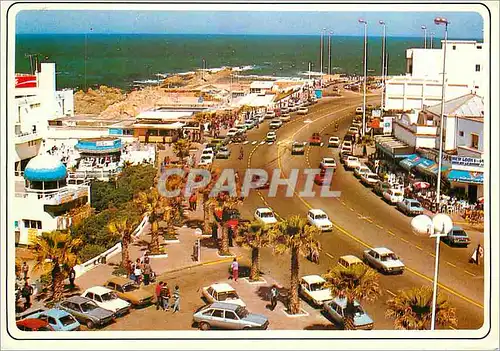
left=15, top=131, right=42, bottom=144
left=14, top=183, right=90, bottom=206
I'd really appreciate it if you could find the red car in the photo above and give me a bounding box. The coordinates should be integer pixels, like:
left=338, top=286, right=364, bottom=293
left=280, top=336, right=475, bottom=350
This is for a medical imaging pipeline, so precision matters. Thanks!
left=314, top=171, right=332, bottom=185
left=252, top=175, right=270, bottom=189
left=309, top=133, right=322, bottom=146
left=17, top=318, right=54, bottom=331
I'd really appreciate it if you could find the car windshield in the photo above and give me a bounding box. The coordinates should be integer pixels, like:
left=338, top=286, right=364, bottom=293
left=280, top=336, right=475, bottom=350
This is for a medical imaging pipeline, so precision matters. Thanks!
left=261, top=212, right=274, bottom=218
left=81, top=302, right=98, bottom=312
left=60, top=315, right=76, bottom=326
left=220, top=291, right=239, bottom=300
left=236, top=306, right=249, bottom=318
left=343, top=305, right=364, bottom=316
left=393, top=192, right=403, bottom=197
left=123, top=283, right=138, bottom=292
left=381, top=253, right=397, bottom=261
left=453, top=230, right=467, bottom=237
left=368, top=174, right=378, bottom=179
left=309, top=282, right=326, bottom=291
left=201, top=156, right=211, bottom=160
left=101, top=292, right=118, bottom=301
left=316, top=214, right=328, bottom=220
left=410, top=201, right=421, bottom=207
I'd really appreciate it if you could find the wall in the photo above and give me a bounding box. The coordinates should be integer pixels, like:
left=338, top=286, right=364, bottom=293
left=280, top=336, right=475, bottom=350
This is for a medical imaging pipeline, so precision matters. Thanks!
left=456, top=117, right=484, bottom=153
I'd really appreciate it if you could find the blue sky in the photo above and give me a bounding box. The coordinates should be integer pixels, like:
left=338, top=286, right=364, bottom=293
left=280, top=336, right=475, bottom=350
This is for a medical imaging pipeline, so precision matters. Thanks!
left=16, top=10, right=484, bottom=38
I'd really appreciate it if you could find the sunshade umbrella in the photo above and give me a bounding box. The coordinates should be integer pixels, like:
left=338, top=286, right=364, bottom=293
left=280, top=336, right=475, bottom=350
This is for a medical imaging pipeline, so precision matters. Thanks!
left=478, top=197, right=484, bottom=204
left=413, top=181, right=431, bottom=190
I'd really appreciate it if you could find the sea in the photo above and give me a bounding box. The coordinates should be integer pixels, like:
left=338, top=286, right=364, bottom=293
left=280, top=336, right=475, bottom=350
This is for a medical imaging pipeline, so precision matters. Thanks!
left=15, top=33, right=431, bottom=91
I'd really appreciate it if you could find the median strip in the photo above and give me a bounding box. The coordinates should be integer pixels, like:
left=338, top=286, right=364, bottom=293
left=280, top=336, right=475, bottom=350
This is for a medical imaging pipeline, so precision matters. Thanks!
left=385, top=289, right=396, bottom=297
left=446, top=261, right=457, bottom=268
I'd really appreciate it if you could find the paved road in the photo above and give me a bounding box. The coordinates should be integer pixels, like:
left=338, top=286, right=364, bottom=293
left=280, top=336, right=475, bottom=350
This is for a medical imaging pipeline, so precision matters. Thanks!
left=214, top=94, right=484, bottom=330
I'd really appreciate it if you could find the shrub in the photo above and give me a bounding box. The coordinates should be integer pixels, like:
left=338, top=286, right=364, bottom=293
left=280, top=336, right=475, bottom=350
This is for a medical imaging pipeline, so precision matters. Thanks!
left=79, top=244, right=108, bottom=262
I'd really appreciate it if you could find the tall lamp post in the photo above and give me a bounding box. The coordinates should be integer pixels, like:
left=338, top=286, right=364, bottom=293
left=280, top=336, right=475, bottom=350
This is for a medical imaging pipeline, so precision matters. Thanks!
left=328, top=31, right=333, bottom=75
left=379, top=20, right=386, bottom=112
left=359, top=19, right=368, bottom=137
left=430, top=32, right=435, bottom=49
left=320, top=28, right=326, bottom=76
left=421, top=25, right=428, bottom=49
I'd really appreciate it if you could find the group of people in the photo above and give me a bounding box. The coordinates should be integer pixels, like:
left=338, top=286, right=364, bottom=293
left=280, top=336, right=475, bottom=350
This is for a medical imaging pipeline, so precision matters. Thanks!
left=155, top=281, right=180, bottom=313
left=128, top=255, right=154, bottom=286
left=17, top=262, right=33, bottom=311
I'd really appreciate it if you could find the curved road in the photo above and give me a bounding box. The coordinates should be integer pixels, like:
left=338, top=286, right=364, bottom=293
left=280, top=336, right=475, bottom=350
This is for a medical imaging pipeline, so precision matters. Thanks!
left=214, top=94, right=484, bottom=330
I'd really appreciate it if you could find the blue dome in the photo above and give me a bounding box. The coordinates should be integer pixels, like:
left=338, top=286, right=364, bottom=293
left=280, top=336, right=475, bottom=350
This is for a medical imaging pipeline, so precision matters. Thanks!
left=24, top=154, right=67, bottom=182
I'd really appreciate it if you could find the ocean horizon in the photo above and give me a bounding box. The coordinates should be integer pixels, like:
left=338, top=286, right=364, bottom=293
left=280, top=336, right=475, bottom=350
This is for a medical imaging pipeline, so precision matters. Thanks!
left=14, top=33, right=481, bottom=91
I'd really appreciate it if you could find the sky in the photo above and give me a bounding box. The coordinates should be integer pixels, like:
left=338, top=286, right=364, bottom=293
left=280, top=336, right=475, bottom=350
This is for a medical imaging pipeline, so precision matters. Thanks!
left=15, top=10, right=484, bottom=39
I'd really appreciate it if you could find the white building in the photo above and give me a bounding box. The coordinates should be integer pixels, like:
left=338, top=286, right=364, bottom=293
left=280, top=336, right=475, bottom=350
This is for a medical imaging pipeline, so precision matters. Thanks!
left=14, top=63, right=74, bottom=171
left=385, top=40, right=487, bottom=111
left=249, top=81, right=275, bottom=94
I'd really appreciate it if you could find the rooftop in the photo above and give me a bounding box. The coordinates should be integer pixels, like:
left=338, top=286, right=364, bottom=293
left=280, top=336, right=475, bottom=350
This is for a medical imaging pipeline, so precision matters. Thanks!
left=372, top=247, right=395, bottom=255
left=209, top=283, right=236, bottom=292
left=425, top=94, right=484, bottom=117
left=84, top=286, right=112, bottom=295
left=301, top=275, right=326, bottom=285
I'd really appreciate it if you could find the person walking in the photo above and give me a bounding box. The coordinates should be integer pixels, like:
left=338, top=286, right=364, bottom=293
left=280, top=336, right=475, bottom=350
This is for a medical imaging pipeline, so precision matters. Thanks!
left=21, top=281, right=33, bottom=310
left=269, top=285, right=279, bottom=311
left=69, top=267, right=76, bottom=290
left=155, top=281, right=164, bottom=310
left=231, top=258, right=239, bottom=282
left=134, top=263, right=142, bottom=285
left=172, top=285, right=180, bottom=313
left=162, top=283, right=171, bottom=311
left=22, top=262, right=29, bottom=280
left=143, top=259, right=152, bottom=286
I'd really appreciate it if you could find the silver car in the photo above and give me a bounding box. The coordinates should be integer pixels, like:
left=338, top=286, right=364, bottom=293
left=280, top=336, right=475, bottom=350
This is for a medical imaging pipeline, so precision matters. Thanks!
left=363, top=247, right=405, bottom=275
left=193, top=302, right=269, bottom=330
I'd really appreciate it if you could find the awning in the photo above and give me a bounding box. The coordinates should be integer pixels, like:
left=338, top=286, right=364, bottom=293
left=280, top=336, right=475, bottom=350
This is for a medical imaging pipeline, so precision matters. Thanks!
left=399, top=154, right=429, bottom=171
left=447, top=169, right=483, bottom=184
left=415, top=159, right=450, bottom=176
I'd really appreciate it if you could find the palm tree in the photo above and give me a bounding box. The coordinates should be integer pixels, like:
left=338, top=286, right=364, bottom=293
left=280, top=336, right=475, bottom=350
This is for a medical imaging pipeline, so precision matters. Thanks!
left=235, top=221, right=271, bottom=281
left=135, top=189, right=166, bottom=254
left=212, top=191, right=242, bottom=255
left=269, top=215, right=321, bottom=314
left=385, top=286, right=458, bottom=330
left=323, top=264, right=382, bottom=329
left=108, top=216, right=137, bottom=269
left=172, top=138, right=192, bottom=161
left=32, top=230, right=83, bottom=301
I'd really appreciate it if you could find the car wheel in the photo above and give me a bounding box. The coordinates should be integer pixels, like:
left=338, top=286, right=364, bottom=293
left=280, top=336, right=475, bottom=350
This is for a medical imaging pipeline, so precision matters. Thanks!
left=199, top=322, right=211, bottom=331
left=86, top=320, right=94, bottom=329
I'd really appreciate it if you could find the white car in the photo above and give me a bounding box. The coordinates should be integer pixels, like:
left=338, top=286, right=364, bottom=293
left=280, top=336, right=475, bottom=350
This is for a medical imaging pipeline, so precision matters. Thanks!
left=363, top=247, right=405, bottom=274
left=202, top=147, right=214, bottom=157
left=254, top=207, right=277, bottom=224
left=201, top=283, right=246, bottom=307
left=328, top=136, right=340, bottom=148
left=279, top=113, right=291, bottom=122
left=348, top=126, right=359, bottom=135
left=320, top=158, right=337, bottom=171
left=199, top=154, right=214, bottom=166
left=299, top=275, right=333, bottom=307
left=354, top=165, right=371, bottom=178
left=226, top=128, right=240, bottom=138
left=265, top=111, right=276, bottom=119
left=352, top=121, right=362, bottom=129
left=280, top=107, right=290, bottom=115
left=256, top=114, right=266, bottom=124
left=355, top=106, right=363, bottom=114
left=297, top=107, right=309, bottom=115
left=341, top=140, right=353, bottom=150
left=236, top=125, right=247, bottom=134
left=81, top=286, right=131, bottom=317
left=266, top=131, right=277, bottom=142
left=360, top=172, right=380, bottom=186
left=289, top=104, right=298, bottom=112
left=345, top=156, right=361, bottom=170
left=382, top=188, right=405, bottom=204
left=307, top=209, right=333, bottom=231
left=269, top=119, right=283, bottom=129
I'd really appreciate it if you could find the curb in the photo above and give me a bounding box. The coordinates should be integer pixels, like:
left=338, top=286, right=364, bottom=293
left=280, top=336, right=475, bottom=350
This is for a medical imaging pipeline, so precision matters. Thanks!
left=158, top=255, right=243, bottom=276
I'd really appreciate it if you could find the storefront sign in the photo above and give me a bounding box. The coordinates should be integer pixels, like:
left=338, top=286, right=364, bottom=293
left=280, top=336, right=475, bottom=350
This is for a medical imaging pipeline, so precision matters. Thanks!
left=372, top=109, right=381, bottom=118
left=451, top=156, right=484, bottom=172
left=96, top=140, right=115, bottom=147
left=383, top=117, right=393, bottom=135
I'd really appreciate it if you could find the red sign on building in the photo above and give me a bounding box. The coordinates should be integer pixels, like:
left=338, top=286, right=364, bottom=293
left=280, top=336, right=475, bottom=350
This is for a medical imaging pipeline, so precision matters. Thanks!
left=15, top=74, right=37, bottom=88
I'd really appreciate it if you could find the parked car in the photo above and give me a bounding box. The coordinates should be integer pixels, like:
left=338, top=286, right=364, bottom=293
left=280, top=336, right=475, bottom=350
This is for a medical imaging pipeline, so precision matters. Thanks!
left=338, top=255, right=365, bottom=269
left=339, top=151, right=353, bottom=164
left=373, top=181, right=392, bottom=196
left=280, top=107, right=290, bottom=115
left=199, top=154, right=214, bottom=166
left=382, top=188, right=404, bottom=204
left=309, top=132, right=322, bottom=145
left=266, top=131, right=277, bottom=142
left=265, top=111, right=276, bottom=119
left=21, top=308, right=80, bottom=331
left=255, top=113, right=266, bottom=124
left=397, top=198, right=424, bottom=216
left=291, top=141, right=306, bottom=155
left=355, top=106, right=363, bottom=115
left=363, top=247, right=405, bottom=274
left=360, top=172, right=380, bottom=187
left=279, top=113, right=291, bottom=122
left=81, top=286, right=131, bottom=317
left=193, top=302, right=269, bottom=330
left=320, top=157, right=337, bottom=171
left=314, top=171, right=331, bottom=185
left=202, top=147, right=214, bottom=156
left=56, top=296, right=114, bottom=329
left=323, top=297, right=374, bottom=330
left=254, top=207, right=278, bottom=224
left=298, top=107, right=309, bottom=115
left=354, top=165, right=371, bottom=178
left=226, top=128, right=240, bottom=138
left=236, top=125, right=248, bottom=134
left=299, top=275, right=333, bottom=308
left=243, top=120, right=255, bottom=130
left=345, top=156, right=361, bottom=170
left=441, top=226, right=471, bottom=247
left=201, top=283, right=245, bottom=307
left=328, top=136, right=341, bottom=148
left=269, top=119, right=283, bottom=129
left=16, top=318, right=55, bottom=331
left=307, top=209, right=333, bottom=231
left=352, top=121, right=362, bottom=129
left=216, top=146, right=231, bottom=159
left=104, top=277, right=154, bottom=307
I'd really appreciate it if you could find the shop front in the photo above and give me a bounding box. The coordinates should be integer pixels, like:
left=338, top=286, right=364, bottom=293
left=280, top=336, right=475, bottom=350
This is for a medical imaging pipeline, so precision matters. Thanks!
left=446, top=156, right=484, bottom=203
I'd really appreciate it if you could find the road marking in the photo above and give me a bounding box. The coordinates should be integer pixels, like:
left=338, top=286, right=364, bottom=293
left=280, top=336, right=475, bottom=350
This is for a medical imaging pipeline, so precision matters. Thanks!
left=400, top=238, right=409, bottom=243
left=464, top=270, right=476, bottom=277
left=349, top=207, right=355, bottom=211
left=387, top=230, right=396, bottom=236
left=415, top=245, right=423, bottom=251
left=375, top=224, right=383, bottom=229
left=320, top=142, right=324, bottom=147
left=449, top=326, right=457, bottom=330
left=385, top=289, right=396, bottom=297
left=252, top=141, right=257, bottom=145
left=325, top=252, right=334, bottom=259
left=365, top=218, right=373, bottom=223
left=341, top=201, right=346, bottom=205
left=429, top=252, right=436, bottom=257
left=243, top=140, right=249, bottom=145
left=446, top=261, right=457, bottom=268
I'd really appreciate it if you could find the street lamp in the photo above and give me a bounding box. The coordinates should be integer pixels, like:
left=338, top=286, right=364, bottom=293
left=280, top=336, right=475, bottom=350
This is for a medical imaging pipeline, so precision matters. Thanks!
left=328, top=31, right=333, bottom=75
left=430, top=32, right=435, bottom=49
left=411, top=213, right=453, bottom=330
left=358, top=18, right=368, bottom=137
left=320, top=28, right=326, bottom=76
left=379, top=20, right=386, bottom=113
left=421, top=25, right=428, bottom=49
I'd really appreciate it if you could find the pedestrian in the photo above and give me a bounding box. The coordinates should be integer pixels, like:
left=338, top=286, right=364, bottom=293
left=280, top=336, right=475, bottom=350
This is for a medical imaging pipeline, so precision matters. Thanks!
left=192, top=192, right=197, bottom=211
left=189, top=193, right=196, bottom=211
left=162, top=283, right=171, bottom=311
left=231, top=258, right=239, bottom=282
left=269, top=285, right=279, bottom=311
left=470, top=244, right=483, bottom=265
left=143, top=259, right=152, bottom=286
left=155, top=281, right=164, bottom=310
left=134, top=264, right=142, bottom=285
left=21, top=281, right=33, bottom=310
left=172, top=285, right=180, bottom=313
left=22, top=262, right=29, bottom=280
left=69, top=267, right=76, bottom=290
